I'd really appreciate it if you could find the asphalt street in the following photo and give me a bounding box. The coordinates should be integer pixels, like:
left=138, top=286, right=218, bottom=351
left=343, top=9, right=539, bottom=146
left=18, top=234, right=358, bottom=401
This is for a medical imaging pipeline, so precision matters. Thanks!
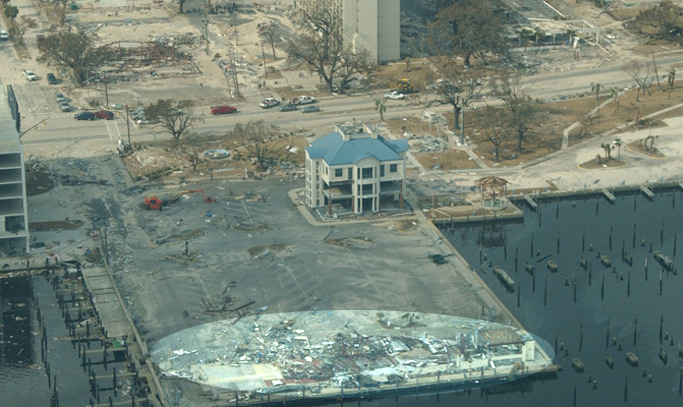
left=10, top=51, right=683, bottom=156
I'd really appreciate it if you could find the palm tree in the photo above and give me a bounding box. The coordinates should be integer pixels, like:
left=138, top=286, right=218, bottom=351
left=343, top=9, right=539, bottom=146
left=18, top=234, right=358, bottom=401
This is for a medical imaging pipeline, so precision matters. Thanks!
left=608, top=88, right=619, bottom=112
left=600, top=142, right=613, bottom=160
left=591, top=82, right=601, bottom=109
left=375, top=99, right=386, bottom=121
left=534, top=27, right=544, bottom=46
left=613, top=138, right=623, bottom=160
left=518, top=28, right=531, bottom=52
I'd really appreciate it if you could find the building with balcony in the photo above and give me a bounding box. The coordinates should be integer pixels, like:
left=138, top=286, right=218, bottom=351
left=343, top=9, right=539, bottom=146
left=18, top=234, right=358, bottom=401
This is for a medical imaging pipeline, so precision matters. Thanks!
left=305, top=124, right=408, bottom=216
left=295, top=0, right=400, bottom=64
left=0, top=86, right=29, bottom=255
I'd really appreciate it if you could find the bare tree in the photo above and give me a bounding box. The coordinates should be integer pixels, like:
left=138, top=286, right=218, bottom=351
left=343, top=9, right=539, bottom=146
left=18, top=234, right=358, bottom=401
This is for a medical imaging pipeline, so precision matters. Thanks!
left=477, top=112, right=510, bottom=162
left=145, top=99, right=200, bottom=145
left=427, top=0, right=507, bottom=67
left=183, top=147, right=202, bottom=172
left=3, top=4, right=18, bottom=34
left=258, top=21, right=279, bottom=60
left=426, top=61, right=482, bottom=142
left=287, top=4, right=374, bottom=94
left=37, top=31, right=113, bottom=84
left=15, top=16, right=37, bottom=44
left=622, top=59, right=653, bottom=102
left=337, top=48, right=375, bottom=94
left=489, top=69, right=538, bottom=154
left=230, top=121, right=282, bottom=172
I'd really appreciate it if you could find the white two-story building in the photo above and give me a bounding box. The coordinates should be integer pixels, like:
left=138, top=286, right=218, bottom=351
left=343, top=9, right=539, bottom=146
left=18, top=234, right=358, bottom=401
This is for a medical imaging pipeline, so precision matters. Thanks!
left=305, top=124, right=408, bottom=215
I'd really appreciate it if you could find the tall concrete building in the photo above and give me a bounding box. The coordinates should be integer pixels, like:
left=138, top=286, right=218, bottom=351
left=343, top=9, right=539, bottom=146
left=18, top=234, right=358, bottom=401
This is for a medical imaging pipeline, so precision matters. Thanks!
left=0, top=86, right=29, bottom=255
left=296, top=0, right=400, bottom=64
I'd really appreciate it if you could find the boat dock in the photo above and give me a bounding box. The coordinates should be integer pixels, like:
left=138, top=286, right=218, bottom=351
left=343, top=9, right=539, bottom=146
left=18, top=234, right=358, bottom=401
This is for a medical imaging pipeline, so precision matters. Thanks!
left=602, top=189, right=616, bottom=203
left=524, top=195, right=538, bottom=211
left=640, top=186, right=655, bottom=200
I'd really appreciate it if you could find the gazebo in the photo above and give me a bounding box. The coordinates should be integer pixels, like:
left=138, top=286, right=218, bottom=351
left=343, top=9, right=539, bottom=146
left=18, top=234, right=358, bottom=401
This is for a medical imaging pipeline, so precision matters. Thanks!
left=476, top=176, right=509, bottom=201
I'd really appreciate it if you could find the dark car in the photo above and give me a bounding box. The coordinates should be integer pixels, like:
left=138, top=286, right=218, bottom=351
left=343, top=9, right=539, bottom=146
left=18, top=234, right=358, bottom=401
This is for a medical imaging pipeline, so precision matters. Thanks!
left=47, top=73, right=59, bottom=85
left=211, top=105, right=237, bottom=115
left=74, top=112, right=96, bottom=121
left=301, top=105, right=321, bottom=113
left=278, top=103, right=297, bottom=112
left=94, top=110, right=114, bottom=120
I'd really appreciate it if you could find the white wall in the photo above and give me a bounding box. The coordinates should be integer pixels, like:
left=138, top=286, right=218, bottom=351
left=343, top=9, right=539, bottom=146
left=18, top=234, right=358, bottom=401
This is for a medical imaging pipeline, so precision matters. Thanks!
left=342, top=0, right=400, bottom=63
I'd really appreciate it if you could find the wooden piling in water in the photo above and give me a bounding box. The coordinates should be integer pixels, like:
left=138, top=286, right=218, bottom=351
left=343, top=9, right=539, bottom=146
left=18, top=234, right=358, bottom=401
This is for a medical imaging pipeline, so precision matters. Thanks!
left=544, top=279, right=547, bottom=305
left=634, top=319, right=637, bottom=346
left=601, top=275, right=605, bottom=300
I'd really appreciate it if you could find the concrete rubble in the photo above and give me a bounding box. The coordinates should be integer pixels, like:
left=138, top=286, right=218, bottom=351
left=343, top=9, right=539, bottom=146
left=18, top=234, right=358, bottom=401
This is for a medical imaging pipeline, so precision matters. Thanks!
left=152, top=310, right=554, bottom=403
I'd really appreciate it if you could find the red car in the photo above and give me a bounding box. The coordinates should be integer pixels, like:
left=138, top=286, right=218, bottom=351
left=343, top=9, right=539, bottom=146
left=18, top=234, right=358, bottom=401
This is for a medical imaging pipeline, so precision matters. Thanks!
left=211, top=105, right=237, bottom=115
left=94, top=110, right=114, bottom=120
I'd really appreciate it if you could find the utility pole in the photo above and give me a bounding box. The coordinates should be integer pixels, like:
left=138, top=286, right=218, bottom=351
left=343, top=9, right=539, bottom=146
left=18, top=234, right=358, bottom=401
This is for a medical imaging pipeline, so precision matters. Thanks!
left=229, top=48, right=239, bottom=97
left=104, top=75, right=109, bottom=107
left=124, top=104, right=131, bottom=146
left=232, top=2, right=238, bottom=46
left=201, top=17, right=209, bottom=55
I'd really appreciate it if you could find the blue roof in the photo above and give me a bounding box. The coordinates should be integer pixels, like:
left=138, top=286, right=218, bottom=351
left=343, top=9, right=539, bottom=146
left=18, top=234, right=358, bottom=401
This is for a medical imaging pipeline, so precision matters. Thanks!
left=306, top=133, right=408, bottom=166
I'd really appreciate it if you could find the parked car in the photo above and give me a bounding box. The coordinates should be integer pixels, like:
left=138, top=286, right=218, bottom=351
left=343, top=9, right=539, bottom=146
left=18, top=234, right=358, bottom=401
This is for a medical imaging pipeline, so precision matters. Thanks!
left=22, top=70, right=38, bottom=81
left=300, top=105, right=320, bottom=113
left=59, top=102, right=73, bottom=112
left=278, top=103, right=297, bottom=112
left=54, top=92, right=66, bottom=103
left=0, top=30, right=8, bottom=41
left=130, top=107, right=146, bottom=121
left=94, top=110, right=114, bottom=120
left=46, top=73, right=59, bottom=85
left=384, top=91, right=405, bottom=100
left=259, top=98, right=280, bottom=109
left=74, top=112, right=96, bottom=121
left=291, top=95, right=316, bottom=105
left=210, top=105, right=237, bottom=115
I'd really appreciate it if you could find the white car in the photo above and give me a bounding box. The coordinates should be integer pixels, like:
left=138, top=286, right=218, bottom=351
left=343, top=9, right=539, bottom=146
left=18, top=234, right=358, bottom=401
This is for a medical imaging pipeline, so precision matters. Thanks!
left=292, top=95, right=316, bottom=105
left=0, top=30, right=8, bottom=41
left=384, top=91, right=405, bottom=100
left=259, top=98, right=280, bottom=109
left=22, top=70, right=38, bottom=81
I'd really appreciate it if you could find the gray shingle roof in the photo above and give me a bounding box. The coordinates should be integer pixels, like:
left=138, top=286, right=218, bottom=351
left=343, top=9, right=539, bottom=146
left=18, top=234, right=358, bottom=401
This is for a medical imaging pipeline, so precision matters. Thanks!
left=306, top=133, right=407, bottom=166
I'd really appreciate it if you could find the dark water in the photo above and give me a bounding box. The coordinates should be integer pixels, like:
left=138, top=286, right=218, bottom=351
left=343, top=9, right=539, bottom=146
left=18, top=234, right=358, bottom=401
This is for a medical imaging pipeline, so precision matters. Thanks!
left=1, top=276, right=100, bottom=407
left=317, top=189, right=683, bottom=407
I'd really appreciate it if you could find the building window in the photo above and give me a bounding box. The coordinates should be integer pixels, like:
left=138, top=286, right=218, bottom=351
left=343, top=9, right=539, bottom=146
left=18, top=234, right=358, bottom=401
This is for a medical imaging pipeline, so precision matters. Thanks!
left=335, top=168, right=343, bottom=178
left=390, top=164, right=398, bottom=173
left=362, top=167, right=373, bottom=178
left=380, top=165, right=385, bottom=177
left=348, top=168, right=353, bottom=179
left=325, top=165, right=328, bottom=175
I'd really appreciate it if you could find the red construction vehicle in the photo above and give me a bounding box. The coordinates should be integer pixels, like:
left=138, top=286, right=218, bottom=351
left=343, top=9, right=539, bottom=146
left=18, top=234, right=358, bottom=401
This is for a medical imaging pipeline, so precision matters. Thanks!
left=143, top=189, right=216, bottom=210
